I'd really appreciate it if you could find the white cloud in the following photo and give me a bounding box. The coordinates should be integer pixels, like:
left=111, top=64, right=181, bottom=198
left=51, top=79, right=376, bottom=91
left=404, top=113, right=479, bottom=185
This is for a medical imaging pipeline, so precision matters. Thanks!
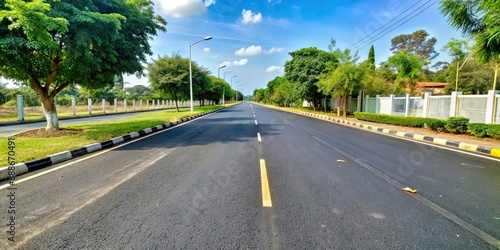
left=266, top=47, right=284, bottom=54
left=266, top=66, right=283, bottom=73
left=203, top=47, right=211, bottom=53
left=241, top=9, right=262, bottom=24
left=235, top=45, right=262, bottom=56
left=158, top=0, right=215, bottom=18
left=220, top=59, right=249, bottom=68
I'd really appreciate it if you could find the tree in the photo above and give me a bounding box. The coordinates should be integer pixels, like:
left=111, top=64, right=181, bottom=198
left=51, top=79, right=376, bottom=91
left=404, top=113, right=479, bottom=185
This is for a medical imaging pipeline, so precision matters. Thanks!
left=318, top=48, right=370, bottom=117
left=148, top=53, right=209, bottom=111
left=148, top=53, right=188, bottom=112
left=368, top=45, right=376, bottom=70
left=444, top=59, right=495, bottom=94
left=388, top=51, right=424, bottom=94
left=284, top=47, right=337, bottom=110
left=253, top=88, right=266, bottom=102
left=127, top=85, right=151, bottom=100
left=390, top=30, right=438, bottom=62
left=206, top=76, right=230, bottom=104
left=439, top=0, right=500, bottom=63
left=266, top=76, right=293, bottom=106
left=0, top=0, right=166, bottom=130
left=441, top=38, right=471, bottom=61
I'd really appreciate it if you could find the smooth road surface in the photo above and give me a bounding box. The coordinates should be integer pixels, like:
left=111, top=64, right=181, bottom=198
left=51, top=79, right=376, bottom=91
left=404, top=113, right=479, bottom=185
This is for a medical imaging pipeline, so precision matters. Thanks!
left=1, top=102, right=499, bottom=249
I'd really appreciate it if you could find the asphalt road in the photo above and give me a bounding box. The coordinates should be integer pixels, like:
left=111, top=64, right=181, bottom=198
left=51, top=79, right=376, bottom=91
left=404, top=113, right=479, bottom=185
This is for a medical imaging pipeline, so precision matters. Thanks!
left=1, top=102, right=499, bottom=249
left=0, top=108, right=185, bottom=137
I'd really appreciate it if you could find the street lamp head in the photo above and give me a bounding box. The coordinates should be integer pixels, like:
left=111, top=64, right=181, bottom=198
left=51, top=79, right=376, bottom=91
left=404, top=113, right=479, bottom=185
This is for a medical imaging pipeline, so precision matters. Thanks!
left=204, top=36, right=213, bottom=41
left=219, top=65, right=226, bottom=69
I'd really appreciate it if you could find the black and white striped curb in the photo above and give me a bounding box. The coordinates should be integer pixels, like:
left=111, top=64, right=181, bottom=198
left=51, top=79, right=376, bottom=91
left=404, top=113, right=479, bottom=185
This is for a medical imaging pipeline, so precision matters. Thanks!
left=254, top=103, right=500, bottom=159
left=0, top=109, right=222, bottom=180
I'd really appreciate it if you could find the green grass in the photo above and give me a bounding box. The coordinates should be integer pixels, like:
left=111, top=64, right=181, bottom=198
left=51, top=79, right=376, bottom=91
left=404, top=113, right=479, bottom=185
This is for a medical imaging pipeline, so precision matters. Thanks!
left=0, top=106, right=222, bottom=165
left=0, top=104, right=183, bottom=123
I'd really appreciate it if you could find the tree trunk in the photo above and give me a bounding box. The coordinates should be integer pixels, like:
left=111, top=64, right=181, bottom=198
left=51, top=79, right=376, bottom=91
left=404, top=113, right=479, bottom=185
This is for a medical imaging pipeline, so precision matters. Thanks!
left=343, top=95, right=348, bottom=118
left=41, top=96, right=59, bottom=130
left=173, top=92, right=179, bottom=112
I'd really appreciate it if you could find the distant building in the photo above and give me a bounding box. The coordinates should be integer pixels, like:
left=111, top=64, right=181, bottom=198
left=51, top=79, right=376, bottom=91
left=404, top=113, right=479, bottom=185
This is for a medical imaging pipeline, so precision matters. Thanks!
left=414, top=82, right=448, bottom=95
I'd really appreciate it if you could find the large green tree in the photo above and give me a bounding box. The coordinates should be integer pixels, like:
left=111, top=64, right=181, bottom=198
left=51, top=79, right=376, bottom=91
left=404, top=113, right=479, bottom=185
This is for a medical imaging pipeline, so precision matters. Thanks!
left=388, top=51, right=424, bottom=94
left=284, top=47, right=337, bottom=110
left=390, top=29, right=438, bottom=62
left=318, top=48, right=369, bottom=117
left=444, top=59, right=495, bottom=94
left=0, top=0, right=166, bottom=130
left=439, top=0, right=500, bottom=63
left=147, top=53, right=209, bottom=112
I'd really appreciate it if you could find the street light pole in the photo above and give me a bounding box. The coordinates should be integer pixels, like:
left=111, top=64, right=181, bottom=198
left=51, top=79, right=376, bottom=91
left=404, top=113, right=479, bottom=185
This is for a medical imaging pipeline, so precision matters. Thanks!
left=189, top=36, right=212, bottom=112
left=234, top=81, right=240, bottom=101
left=455, top=52, right=473, bottom=92
left=218, top=65, right=226, bottom=78
left=231, top=75, right=237, bottom=102
left=222, top=71, right=232, bottom=105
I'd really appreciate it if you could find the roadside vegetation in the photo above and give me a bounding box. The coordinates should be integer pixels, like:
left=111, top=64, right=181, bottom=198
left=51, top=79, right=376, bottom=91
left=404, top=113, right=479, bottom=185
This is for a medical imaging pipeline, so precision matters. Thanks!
left=253, top=1, right=499, bottom=139
left=0, top=106, right=222, bottom=165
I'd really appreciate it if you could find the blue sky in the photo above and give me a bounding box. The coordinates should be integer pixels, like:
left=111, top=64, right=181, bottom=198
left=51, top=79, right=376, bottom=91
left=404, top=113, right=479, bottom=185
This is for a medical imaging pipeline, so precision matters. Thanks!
left=3, top=0, right=466, bottom=94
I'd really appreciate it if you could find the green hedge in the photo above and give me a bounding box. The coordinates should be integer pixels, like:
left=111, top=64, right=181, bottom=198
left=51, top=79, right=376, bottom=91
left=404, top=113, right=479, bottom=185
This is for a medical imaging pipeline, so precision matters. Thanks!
left=445, top=117, right=469, bottom=134
left=354, top=112, right=500, bottom=139
left=353, top=112, right=446, bottom=131
left=468, top=124, right=500, bottom=139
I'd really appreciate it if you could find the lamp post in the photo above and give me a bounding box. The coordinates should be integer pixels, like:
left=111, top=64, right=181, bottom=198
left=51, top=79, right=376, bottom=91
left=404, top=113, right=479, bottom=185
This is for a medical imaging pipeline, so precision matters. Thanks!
left=223, top=71, right=232, bottom=82
left=222, top=71, right=232, bottom=105
left=218, top=65, right=226, bottom=78
left=231, top=75, right=237, bottom=102
left=236, top=83, right=242, bottom=101
left=189, top=36, right=212, bottom=112
left=234, top=81, right=240, bottom=101
left=455, top=53, right=472, bottom=92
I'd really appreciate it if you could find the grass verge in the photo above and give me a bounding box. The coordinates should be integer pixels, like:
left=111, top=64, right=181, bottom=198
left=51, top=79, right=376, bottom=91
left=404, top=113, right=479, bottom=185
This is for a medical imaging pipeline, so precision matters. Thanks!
left=0, top=106, right=222, bottom=165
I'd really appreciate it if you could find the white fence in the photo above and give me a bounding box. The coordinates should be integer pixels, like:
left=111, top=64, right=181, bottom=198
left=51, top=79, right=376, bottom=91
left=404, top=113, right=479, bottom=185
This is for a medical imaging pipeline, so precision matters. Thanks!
left=363, top=91, right=499, bottom=124
left=496, top=95, right=500, bottom=124
left=11, top=96, right=221, bottom=121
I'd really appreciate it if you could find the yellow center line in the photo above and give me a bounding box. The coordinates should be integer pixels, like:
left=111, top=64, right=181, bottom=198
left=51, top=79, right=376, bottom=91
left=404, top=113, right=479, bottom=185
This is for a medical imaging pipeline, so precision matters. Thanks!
left=260, top=159, right=272, bottom=207
left=257, top=132, right=262, bottom=142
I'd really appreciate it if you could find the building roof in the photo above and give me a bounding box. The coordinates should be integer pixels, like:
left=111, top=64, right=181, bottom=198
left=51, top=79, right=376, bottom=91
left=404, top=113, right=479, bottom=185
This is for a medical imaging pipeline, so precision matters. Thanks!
left=416, top=82, right=448, bottom=88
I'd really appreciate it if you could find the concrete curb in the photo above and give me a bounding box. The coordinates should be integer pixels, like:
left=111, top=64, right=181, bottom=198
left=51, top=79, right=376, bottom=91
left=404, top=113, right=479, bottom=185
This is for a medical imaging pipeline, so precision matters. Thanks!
left=257, top=104, right=500, bottom=159
left=0, top=108, right=223, bottom=181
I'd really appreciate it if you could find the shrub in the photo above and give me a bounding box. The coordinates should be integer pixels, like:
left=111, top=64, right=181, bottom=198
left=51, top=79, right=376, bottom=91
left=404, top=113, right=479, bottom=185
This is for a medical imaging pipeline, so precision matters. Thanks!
left=353, top=112, right=446, bottom=130
left=445, top=117, right=469, bottom=134
left=467, top=123, right=489, bottom=138
left=425, top=119, right=446, bottom=132
left=486, top=125, right=500, bottom=139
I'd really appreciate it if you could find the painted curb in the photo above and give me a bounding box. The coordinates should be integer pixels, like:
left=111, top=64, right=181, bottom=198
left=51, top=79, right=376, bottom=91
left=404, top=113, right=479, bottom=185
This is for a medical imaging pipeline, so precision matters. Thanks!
left=0, top=108, right=223, bottom=181
left=256, top=103, right=500, bottom=159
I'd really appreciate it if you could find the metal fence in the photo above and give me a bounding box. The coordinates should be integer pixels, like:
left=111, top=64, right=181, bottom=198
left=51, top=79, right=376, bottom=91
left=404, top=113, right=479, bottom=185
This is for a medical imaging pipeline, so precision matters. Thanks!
left=457, top=95, right=488, bottom=123
left=428, top=96, right=451, bottom=119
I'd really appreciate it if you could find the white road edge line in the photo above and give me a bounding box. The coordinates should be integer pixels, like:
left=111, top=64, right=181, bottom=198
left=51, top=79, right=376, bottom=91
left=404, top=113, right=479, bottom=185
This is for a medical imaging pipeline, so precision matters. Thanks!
left=312, top=135, right=500, bottom=248
left=255, top=120, right=258, bottom=125
left=257, top=133, right=262, bottom=142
